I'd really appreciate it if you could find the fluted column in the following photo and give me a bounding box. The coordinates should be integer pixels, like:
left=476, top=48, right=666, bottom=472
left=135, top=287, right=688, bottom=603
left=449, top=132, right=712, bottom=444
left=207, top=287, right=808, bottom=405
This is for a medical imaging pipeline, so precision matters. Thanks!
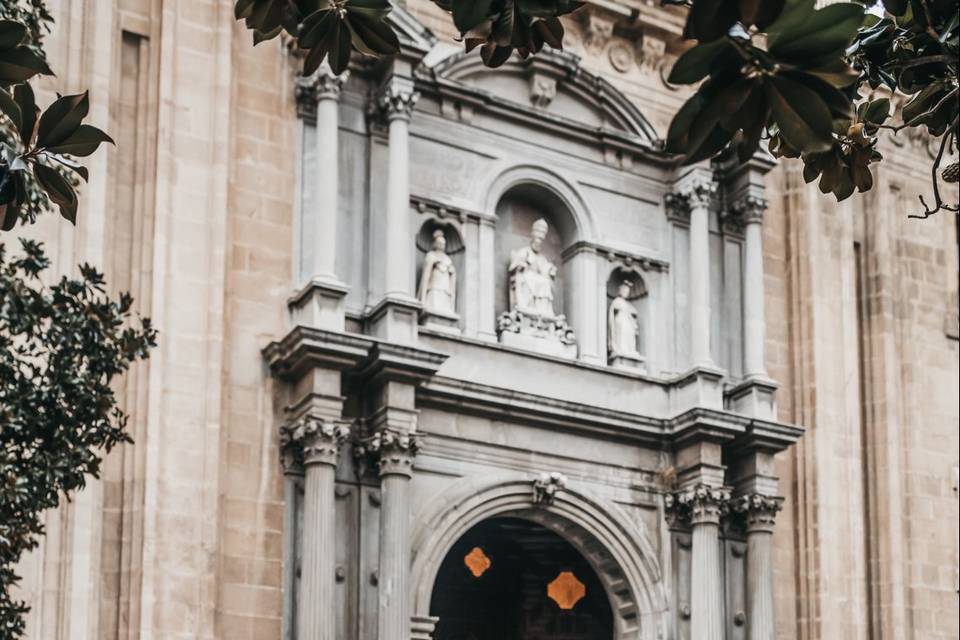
left=292, top=69, right=349, bottom=330
left=378, top=79, right=419, bottom=298
left=739, top=196, right=768, bottom=378
left=362, top=427, right=421, bottom=640
left=666, top=484, right=729, bottom=640
left=687, top=181, right=717, bottom=367
left=281, top=418, right=350, bottom=640
left=733, top=494, right=782, bottom=640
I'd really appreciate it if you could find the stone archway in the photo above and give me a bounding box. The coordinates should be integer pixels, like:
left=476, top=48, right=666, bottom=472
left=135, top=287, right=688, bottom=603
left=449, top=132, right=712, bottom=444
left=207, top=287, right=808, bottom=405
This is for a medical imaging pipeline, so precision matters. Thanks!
left=410, top=478, right=669, bottom=640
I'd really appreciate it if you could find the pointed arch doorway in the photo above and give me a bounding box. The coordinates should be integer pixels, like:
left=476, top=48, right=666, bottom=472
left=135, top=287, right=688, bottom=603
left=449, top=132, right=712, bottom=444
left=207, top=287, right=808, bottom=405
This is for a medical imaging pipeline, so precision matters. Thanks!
left=429, top=516, right=614, bottom=640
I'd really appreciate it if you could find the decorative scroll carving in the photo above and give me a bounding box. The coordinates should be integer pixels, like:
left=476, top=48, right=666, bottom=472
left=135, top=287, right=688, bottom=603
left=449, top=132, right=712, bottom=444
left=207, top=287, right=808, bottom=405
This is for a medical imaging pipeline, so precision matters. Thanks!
left=729, top=493, right=783, bottom=533
left=533, top=472, right=568, bottom=505
left=664, top=484, right=732, bottom=527
left=279, top=417, right=351, bottom=470
left=356, top=428, right=423, bottom=477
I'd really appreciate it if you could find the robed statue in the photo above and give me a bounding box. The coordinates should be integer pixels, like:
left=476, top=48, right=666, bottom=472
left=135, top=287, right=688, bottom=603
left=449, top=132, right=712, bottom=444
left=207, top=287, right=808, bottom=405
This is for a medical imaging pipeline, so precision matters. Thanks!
left=417, top=229, right=456, bottom=314
left=608, top=280, right=640, bottom=357
left=508, top=218, right=558, bottom=316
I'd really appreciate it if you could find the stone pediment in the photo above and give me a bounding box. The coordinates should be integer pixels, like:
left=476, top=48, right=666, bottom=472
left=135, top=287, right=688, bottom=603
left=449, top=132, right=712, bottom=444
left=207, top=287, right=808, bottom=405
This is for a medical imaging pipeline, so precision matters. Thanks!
left=425, top=48, right=660, bottom=149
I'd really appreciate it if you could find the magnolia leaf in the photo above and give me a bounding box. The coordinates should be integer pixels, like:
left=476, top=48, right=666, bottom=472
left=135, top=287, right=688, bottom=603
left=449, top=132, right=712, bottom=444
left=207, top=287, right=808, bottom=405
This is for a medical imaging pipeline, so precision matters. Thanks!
left=0, top=20, right=27, bottom=49
left=668, top=39, right=735, bottom=85
left=347, top=11, right=400, bottom=55
left=683, top=0, right=739, bottom=42
left=327, top=18, right=352, bottom=75
left=13, top=83, right=38, bottom=146
left=0, top=47, right=54, bottom=86
left=452, top=0, right=495, bottom=33
left=765, top=75, right=834, bottom=152
left=33, top=163, right=78, bottom=224
left=768, top=2, right=864, bottom=61
left=36, top=92, right=90, bottom=150
left=860, top=97, right=890, bottom=125
left=0, top=88, right=21, bottom=131
left=480, top=42, right=513, bottom=68
left=44, top=124, right=114, bottom=157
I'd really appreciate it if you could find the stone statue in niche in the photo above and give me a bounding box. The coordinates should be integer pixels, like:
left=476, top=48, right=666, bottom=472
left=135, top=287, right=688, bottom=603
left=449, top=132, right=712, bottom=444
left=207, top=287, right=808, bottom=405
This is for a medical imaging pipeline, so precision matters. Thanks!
left=418, top=229, right=456, bottom=314
left=508, top=218, right=558, bottom=317
left=497, top=218, right=576, bottom=358
left=609, top=281, right=640, bottom=357
left=607, top=276, right=645, bottom=371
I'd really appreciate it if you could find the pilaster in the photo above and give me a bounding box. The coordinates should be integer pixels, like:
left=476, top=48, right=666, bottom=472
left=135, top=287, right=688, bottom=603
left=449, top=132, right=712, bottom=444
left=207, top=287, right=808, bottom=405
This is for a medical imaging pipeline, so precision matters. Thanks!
left=370, top=75, right=421, bottom=343
left=291, top=67, right=351, bottom=331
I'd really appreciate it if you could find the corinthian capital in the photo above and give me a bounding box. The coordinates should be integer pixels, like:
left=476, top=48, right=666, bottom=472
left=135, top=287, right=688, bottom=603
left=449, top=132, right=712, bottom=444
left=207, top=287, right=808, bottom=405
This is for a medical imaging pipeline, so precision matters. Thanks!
left=664, top=483, right=731, bottom=527
left=280, top=417, right=351, bottom=470
left=377, top=79, right=419, bottom=122
left=665, top=177, right=717, bottom=222
left=295, top=68, right=348, bottom=118
left=730, top=493, right=783, bottom=533
left=732, top=194, right=768, bottom=225
left=356, top=428, right=422, bottom=477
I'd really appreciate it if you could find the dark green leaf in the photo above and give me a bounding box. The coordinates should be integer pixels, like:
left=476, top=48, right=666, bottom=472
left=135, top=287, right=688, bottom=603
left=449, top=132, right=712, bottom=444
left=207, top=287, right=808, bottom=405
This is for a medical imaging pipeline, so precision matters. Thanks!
left=668, top=39, right=735, bottom=85
left=347, top=11, right=400, bottom=55
left=13, top=83, right=37, bottom=146
left=0, top=88, right=21, bottom=131
left=861, top=98, right=890, bottom=125
left=768, top=2, right=864, bottom=61
left=0, top=47, right=53, bottom=86
left=683, top=0, right=739, bottom=42
left=36, top=92, right=90, bottom=150
left=327, top=18, right=352, bottom=75
left=0, top=20, right=27, bottom=49
left=765, top=75, right=834, bottom=152
left=44, top=124, right=115, bottom=157
left=32, top=163, right=78, bottom=223
left=452, top=0, right=495, bottom=33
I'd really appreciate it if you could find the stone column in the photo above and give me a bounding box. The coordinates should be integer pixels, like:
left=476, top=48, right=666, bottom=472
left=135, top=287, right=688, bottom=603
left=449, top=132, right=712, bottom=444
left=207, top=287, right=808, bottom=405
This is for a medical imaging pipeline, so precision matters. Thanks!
left=279, top=446, right=305, bottom=640
left=733, top=494, right=782, bottom=640
left=312, top=68, right=347, bottom=281
left=739, top=196, right=768, bottom=378
left=687, top=181, right=717, bottom=367
left=363, top=428, right=421, bottom=640
left=379, top=79, right=419, bottom=298
left=281, top=418, right=350, bottom=640
left=292, top=69, right=349, bottom=329
left=666, top=484, right=729, bottom=640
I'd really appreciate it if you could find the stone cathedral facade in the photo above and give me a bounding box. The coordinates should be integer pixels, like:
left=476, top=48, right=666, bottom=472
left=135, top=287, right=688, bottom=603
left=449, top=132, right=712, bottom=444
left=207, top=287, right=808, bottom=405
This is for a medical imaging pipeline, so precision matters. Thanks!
left=12, top=2, right=959, bottom=640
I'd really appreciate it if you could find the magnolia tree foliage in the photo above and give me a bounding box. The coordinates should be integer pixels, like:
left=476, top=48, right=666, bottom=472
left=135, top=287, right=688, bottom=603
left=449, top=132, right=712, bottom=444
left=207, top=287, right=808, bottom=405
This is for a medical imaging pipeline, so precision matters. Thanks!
left=0, top=241, right=156, bottom=636
left=238, top=0, right=959, bottom=216
left=0, top=4, right=154, bottom=637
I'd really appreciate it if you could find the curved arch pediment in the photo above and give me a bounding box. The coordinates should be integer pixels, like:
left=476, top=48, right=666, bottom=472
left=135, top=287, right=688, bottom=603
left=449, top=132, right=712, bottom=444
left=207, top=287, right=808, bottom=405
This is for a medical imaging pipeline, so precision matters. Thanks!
left=426, top=48, right=660, bottom=148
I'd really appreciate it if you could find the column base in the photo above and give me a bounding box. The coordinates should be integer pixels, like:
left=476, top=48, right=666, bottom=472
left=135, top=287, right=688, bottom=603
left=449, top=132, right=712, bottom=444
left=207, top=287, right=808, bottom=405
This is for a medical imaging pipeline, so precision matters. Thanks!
left=672, top=365, right=726, bottom=412
left=411, top=615, right=439, bottom=640
left=419, top=308, right=461, bottom=335
left=609, top=353, right=646, bottom=372
left=726, top=375, right=778, bottom=420
left=288, top=277, right=350, bottom=332
left=369, top=294, right=421, bottom=344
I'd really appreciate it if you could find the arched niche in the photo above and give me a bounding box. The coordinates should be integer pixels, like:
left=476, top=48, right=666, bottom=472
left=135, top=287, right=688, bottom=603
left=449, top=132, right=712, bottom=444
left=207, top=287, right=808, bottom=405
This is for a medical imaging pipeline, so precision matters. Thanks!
left=415, top=219, right=465, bottom=320
left=410, top=478, right=670, bottom=640
left=606, top=267, right=649, bottom=369
left=493, top=183, right=579, bottom=324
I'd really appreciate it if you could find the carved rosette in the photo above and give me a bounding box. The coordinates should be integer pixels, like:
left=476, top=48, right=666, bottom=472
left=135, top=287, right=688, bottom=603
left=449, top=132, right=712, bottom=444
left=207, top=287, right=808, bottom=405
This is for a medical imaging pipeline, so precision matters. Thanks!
left=279, top=417, right=351, bottom=471
left=294, top=68, right=348, bottom=119
left=378, top=82, right=419, bottom=122
left=730, top=493, right=783, bottom=534
left=664, top=484, right=732, bottom=527
left=357, top=428, right=422, bottom=478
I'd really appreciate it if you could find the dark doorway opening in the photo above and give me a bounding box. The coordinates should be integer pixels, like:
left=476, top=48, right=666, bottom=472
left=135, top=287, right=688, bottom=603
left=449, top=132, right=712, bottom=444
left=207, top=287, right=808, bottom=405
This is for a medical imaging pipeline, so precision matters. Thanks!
left=429, top=516, right=614, bottom=640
